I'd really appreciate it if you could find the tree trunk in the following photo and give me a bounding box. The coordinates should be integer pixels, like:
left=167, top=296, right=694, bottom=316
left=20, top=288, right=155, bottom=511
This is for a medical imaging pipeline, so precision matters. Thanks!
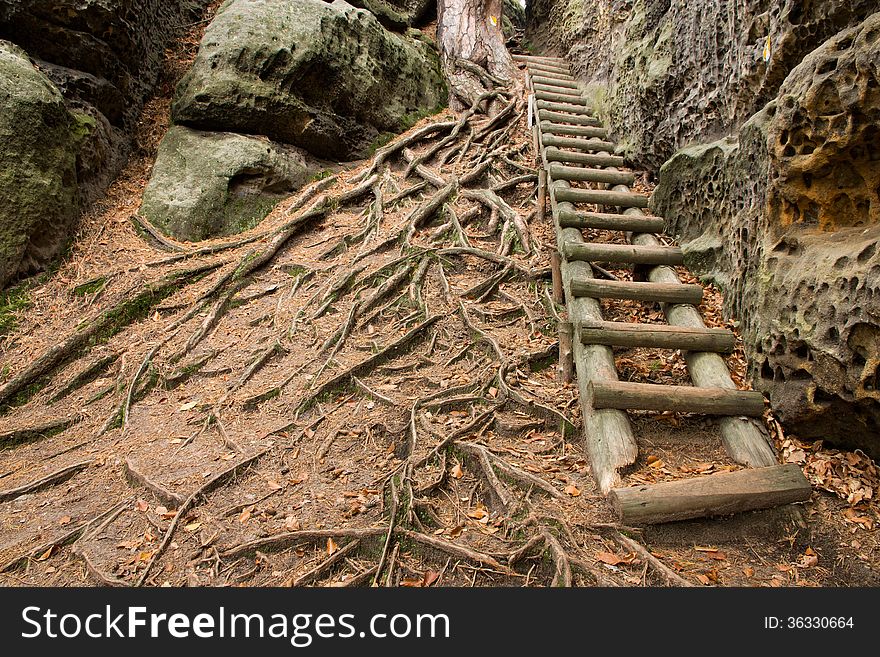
left=437, top=0, right=514, bottom=111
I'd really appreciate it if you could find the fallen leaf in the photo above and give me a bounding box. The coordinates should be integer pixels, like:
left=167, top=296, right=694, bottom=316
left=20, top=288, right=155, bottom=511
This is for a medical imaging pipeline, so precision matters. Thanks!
left=184, top=522, right=202, bottom=532
left=155, top=505, right=168, bottom=517
left=327, top=537, right=339, bottom=555
left=239, top=509, right=252, bottom=524
left=135, top=499, right=149, bottom=513
left=37, top=546, right=56, bottom=561
left=646, top=454, right=660, bottom=465
left=400, top=578, right=424, bottom=588
left=267, top=480, right=283, bottom=491
left=564, top=483, right=581, bottom=497
left=423, top=570, right=441, bottom=587
left=596, top=551, right=625, bottom=566
left=451, top=463, right=463, bottom=479
left=58, top=516, right=72, bottom=526
left=708, top=551, right=727, bottom=561
left=449, top=525, right=464, bottom=538
left=743, top=566, right=755, bottom=578
left=467, top=507, right=489, bottom=522
left=696, top=574, right=711, bottom=585
left=178, top=401, right=199, bottom=412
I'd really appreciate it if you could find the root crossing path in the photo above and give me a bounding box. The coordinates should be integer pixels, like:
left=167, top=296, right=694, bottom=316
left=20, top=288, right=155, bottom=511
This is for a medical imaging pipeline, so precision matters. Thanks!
left=518, top=53, right=811, bottom=524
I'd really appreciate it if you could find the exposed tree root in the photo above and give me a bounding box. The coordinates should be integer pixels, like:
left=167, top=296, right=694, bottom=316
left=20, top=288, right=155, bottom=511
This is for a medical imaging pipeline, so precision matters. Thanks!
left=123, top=457, right=187, bottom=508
left=0, top=460, right=93, bottom=502
left=612, top=532, right=695, bottom=587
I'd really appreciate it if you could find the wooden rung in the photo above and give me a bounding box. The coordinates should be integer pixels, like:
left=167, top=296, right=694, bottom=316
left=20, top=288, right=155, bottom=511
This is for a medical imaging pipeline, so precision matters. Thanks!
left=549, top=163, right=633, bottom=185
left=554, top=186, right=649, bottom=208
left=570, top=278, right=704, bottom=304
left=545, top=147, right=624, bottom=167
left=514, top=54, right=567, bottom=64
left=533, top=84, right=584, bottom=100
left=557, top=209, right=666, bottom=232
left=532, top=76, right=579, bottom=89
left=538, top=110, right=602, bottom=127
left=578, top=320, right=736, bottom=352
left=527, top=67, right=575, bottom=81
left=535, top=90, right=589, bottom=105
left=609, top=465, right=812, bottom=525
left=587, top=380, right=766, bottom=416
left=563, top=242, right=684, bottom=266
left=543, top=135, right=616, bottom=153
left=541, top=122, right=608, bottom=139
left=536, top=100, right=594, bottom=114
left=526, top=62, right=571, bottom=75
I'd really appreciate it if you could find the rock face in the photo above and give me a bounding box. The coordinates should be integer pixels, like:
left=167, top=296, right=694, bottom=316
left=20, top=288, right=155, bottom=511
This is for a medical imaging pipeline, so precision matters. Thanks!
left=0, top=42, right=81, bottom=288
left=530, top=0, right=878, bottom=169
left=173, top=0, right=446, bottom=161
left=0, top=1, right=210, bottom=199
left=346, top=0, right=435, bottom=29
left=140, top=127, right=313, bottom=243
left=652, top=13, right=880, bottom=457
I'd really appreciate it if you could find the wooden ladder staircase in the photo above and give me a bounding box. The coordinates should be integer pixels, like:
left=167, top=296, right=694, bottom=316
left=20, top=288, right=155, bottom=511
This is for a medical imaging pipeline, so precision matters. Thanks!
left=515, top=54, right=812, bottom=525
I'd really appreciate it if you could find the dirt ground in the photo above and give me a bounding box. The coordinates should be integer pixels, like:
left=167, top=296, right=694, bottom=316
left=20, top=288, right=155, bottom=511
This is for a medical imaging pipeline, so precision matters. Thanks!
left=0, top=13, right=877, bottom=589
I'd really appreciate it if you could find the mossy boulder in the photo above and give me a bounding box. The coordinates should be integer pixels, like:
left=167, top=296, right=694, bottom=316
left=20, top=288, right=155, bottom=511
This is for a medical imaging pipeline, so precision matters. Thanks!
left=0, top=41, right=80, bottom=288
left=140, top=126, right=314, bottom=242
left=173, top=0, right=446, bottom=160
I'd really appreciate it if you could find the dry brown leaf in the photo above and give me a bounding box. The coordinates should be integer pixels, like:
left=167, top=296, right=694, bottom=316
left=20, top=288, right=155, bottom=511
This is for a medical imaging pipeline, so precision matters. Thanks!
left=400, top=578, right=424, bottom=588
left=424, top=570, right=441, bottom=587
left=184, top=522, right=202, bottom=532
left=267, top=480, right=283, bottom=491
left=37, top=546, right=55, bottom=561
left=696, top=574, right=711, bottom=585
left=564, top=483, right=581, bottom=497
left=451, top=463, right=463, bottom=479
left=239, top=509, right=252, bottom=524
left=58, top=516, right=72, bottom=526
left=596, top=551, right=625, bottom=566
left=742, top=566, right=755, bottom=578
left=135, top=499, right=149, bottom=513
left=327, top=537, right=339, bottom=555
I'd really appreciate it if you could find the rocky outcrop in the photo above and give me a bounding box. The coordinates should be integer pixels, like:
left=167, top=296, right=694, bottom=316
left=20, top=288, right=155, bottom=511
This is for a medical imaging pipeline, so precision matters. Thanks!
left=172, top=0, right=446, bottom=161
left=0, top=1, right=210, bottom=200
left=0, top=42, right=81, bottom=288
left=652, top=13, right=880, bottom=457
left=140, top=127, right=314, bottom=243
left=531, top=0, right=878, bottom=169
left=346, top=0, right=435, bottom=29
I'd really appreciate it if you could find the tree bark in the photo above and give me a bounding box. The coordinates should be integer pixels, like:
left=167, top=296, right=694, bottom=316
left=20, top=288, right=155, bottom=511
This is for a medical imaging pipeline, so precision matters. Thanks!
left=437, top=0, right=514, bottom=111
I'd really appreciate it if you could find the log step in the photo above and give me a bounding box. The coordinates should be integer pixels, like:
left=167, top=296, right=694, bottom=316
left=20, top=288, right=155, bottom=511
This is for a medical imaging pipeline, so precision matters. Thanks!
left=554, top=186, right=649, bottom=209
left=532, top=76, right=579, bottom=90
left=549, top=163, right=633, bottom=185
left=533, top=84, right=585, bottom=100
left=541, top=122, right=608, bottom=139
left=578, top=320, right=736, bottom=353
left=525, top=62, right=572, bottom=75
left=587, top=380, right=766, bottom=417
left=514, top=54, right=568, bottom=65
left=538, top=110, right=602, bottom=127
left=536, top=100, right=595, bottom=114
left=557, top=209, right=666, bottom=232
left=535, top=90, right=589, bottom=105
left=526, top=67, right=576, bottom=82
left=545, top=146, right=624, bottom=168
left=543, top=134, right=616, bottom=153
left=570, top=278, right=704, bottom=304
left=609, top=464, right=812, bottom=525
left=564, top=241, right=684, bottom=266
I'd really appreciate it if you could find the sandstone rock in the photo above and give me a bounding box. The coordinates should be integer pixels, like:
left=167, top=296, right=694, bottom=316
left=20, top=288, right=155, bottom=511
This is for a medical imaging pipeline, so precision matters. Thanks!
left=652, top=13, right=880, bottom=457
left=346, top=0, right=435, bottom=29
left=140, top=126, right=314, bottom=242
left=531, top=0, right=878, bottom=169
left=0, top=41, right=80, bottom=288
left=173, top=0, right=446, bottom=161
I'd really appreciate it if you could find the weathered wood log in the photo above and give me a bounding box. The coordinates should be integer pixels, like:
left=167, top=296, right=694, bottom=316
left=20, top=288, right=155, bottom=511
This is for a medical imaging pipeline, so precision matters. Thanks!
left=545, top=147, right=625, bottom=168
left=563, top=242, right=684, bottom=266
left=537, top=168, right=547, bottom=223
left=559, top=322, right=574, bottom=384
left=550, top=251, right=563, bottom=303
left=578, top=320, right=736, bottom=353
left=533, top=84, right=586, bottom=100
left=587, top=380, right=766, bottom=416
left=538, top=110, right=602, bottom=127
left=552, top=180, right=638, bottom=493
left=526, top=66, right=575, bottom=81
left=541, top=122, right=608, bottom=139
left=570, top=278, right=704, bottom=304
left=557, top=209, right=665, bottom=232
left=535, top=90, right=589, bottom=105
left=609, top=465, right=812, bottom=525
left=513, top=53, right=568, bottom=65
left=554, top=186, right=649, bottom=209
left=532, top=76, right=579, bottom=89
left=536, top=99, right=594, bottom=114
left=549, top=163, right=633, bottom=185
left=614, top=183, right=778, bottom=468
left=524, top=62, right=571, bottom=75
left=542, top=134, right=616, bottom=153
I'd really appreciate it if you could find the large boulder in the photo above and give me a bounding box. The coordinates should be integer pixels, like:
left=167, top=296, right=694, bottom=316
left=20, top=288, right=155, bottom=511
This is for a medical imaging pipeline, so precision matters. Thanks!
left=172, top=0, right=446, bottom=160
left=0, top=42, right=81, bottom=288
left=140, top=126, right=314, bottom=242
left=652, top=13, right=880, bottom=457
left=0, top=1, right=211, bottom=202
left=346, top=0, right=434, bottom=29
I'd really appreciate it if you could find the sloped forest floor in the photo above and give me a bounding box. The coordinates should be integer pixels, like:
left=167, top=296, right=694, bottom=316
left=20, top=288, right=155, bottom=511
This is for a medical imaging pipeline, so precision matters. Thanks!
left=0, top=21, right=878, bottom=588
